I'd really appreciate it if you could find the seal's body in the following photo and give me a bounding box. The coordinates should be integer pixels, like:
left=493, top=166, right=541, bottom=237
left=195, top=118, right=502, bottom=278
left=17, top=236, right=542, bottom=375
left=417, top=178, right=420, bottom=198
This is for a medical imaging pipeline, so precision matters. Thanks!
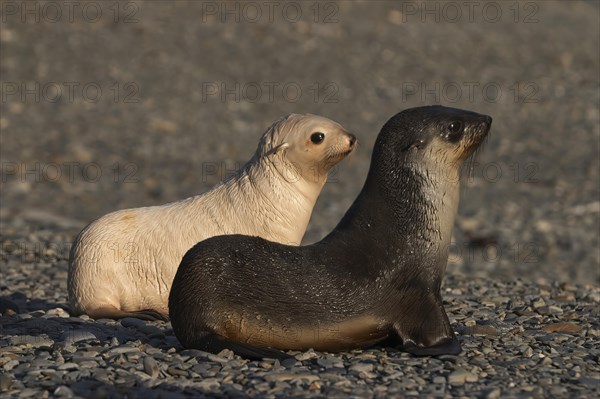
left=169, top=106, right=492, bottom=359
left=68, top=114, right=356, bottom=320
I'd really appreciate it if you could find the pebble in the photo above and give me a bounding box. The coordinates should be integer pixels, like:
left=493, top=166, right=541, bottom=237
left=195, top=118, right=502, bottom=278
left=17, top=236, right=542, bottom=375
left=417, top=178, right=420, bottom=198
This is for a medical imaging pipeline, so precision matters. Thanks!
left=432, top=376, right=446, bottom=384
left=0, top=374, right=13, bottom=391
left=447, top=368, right=478, bottom=385
left=54, top=386, right=74, bottom=397
left=264, top=373, right=319, bottom=382
left=143, top=356, right=160, bottom=378
left=542, top=322, right=582, bottom=333
left=196, top=378, right=220, bottom=390
left=483, top=387, right=502, bottom=399
left=57, top=363, right=79, bottom=371
left=59, top=330, right=98, bottom=345
left=7, top=336, right=54, bottom=348
left=348, top=363, right=374, bottom=373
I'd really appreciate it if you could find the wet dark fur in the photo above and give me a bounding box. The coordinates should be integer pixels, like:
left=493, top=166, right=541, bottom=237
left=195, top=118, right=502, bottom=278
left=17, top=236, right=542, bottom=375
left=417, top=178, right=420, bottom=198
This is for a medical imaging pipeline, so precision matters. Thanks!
left=169, top=106, right=492, bottom=360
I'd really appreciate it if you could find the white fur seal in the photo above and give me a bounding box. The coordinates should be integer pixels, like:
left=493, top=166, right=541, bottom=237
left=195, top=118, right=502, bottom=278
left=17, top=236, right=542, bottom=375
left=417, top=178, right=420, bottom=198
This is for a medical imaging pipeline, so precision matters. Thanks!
left=68, top=114, right=356, bottom=320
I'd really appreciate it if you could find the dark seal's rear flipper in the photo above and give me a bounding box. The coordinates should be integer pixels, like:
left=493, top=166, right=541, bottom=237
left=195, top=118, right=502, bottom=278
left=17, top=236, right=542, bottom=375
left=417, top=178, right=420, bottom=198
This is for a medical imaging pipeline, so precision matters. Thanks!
left=392, top=294, right=461, bottom=356
left=189, top=332, right=295, bottom=361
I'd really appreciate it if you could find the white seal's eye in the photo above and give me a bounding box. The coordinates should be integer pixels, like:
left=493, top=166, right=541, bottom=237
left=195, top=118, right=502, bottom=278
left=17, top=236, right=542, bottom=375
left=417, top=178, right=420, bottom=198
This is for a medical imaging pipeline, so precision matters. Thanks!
left=310, top=132, right=325, bottom=144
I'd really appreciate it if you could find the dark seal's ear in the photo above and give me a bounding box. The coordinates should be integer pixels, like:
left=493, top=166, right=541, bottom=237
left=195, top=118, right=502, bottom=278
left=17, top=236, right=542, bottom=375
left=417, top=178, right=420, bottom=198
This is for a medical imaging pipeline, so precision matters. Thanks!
left=376, top=108, right=436, bottom=154
left=403, top=138, right=427, bottom=152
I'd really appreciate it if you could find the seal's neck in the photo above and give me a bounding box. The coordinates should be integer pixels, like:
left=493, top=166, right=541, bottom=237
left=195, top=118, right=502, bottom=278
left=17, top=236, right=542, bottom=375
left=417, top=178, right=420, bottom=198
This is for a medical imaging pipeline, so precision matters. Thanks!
left=330, top=153, right=460, bottom=285
left=231, top=155, right=322, bottom=244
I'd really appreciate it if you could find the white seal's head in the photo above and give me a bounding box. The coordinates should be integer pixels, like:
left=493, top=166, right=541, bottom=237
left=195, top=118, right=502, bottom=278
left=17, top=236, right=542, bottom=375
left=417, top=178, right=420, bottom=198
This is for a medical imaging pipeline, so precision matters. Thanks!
left=256, top=114, right=356, bottom=186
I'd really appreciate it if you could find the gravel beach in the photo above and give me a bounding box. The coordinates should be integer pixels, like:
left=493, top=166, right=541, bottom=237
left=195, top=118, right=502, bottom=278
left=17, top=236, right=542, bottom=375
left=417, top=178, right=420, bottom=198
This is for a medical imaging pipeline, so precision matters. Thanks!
left=1, top=1, right=599, bottom=397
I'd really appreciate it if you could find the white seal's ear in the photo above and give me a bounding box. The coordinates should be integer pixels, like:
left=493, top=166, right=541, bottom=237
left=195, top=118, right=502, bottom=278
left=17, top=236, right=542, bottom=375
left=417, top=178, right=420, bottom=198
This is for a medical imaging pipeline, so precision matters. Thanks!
left=266, top=142, right=290, bottom=156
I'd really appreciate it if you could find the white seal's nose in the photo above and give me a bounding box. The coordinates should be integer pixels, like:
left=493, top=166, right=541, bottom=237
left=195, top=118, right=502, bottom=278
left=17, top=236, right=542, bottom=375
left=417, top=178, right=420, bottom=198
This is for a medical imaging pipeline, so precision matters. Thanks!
left=348, top=134, right=357, bottom=147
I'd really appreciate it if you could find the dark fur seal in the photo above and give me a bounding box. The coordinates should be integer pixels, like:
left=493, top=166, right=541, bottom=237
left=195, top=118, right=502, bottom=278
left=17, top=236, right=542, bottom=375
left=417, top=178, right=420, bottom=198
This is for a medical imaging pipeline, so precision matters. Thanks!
left=169, top=106, right=492, bottom=360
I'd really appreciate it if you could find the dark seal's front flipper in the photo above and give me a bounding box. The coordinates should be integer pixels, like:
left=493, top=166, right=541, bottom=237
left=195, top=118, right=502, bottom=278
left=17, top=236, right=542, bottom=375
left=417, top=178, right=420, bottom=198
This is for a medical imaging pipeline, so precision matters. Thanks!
left=189, top=332, right=295, bottom=362
left=392, top=294, right=461, bottom=356
left=403, top=336, right=461, bottom=356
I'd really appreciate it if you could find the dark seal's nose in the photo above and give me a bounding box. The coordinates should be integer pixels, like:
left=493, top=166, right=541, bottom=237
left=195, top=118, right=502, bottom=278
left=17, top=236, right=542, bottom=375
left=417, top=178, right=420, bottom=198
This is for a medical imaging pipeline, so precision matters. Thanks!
left=483, top=115, right=492, bottom=127
left=477, top=115, right=492, bottom=132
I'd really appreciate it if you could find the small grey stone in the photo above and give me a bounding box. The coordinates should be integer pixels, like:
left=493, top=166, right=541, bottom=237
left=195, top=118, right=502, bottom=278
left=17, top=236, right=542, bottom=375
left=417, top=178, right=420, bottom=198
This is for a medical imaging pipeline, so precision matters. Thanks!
left=0, top=374, right=13, bottom=391
left=8, top=335, right=54, bottom=347
left=196, top=378, right=220, bottom=390
left=437, top=355, right=459, bottom=363
left=448, top=369, right=469, bottom=385
left=60, top=330, right=97, bottom=345
left=295, top=351, right=317, bottom=361
left=483, top=387, right=501, bottom=399
left=57, top=363, right=79, bottom=371
left=433, top=376, right=446, bottom=384
left=264, top=373, right=319, bottom=382
left=54, top=385, right=75, bottom=397
left=547, top=305, right=564, bottom=315
left=2, top=360, right=19, bottom=371
left=316, top=358, right=334, bottom=368
left=348, top=363, right=374, bottom=373
left=18, top=388, right=43, bottom=398
left=180, top=349, right=211, bottom=359
left=106, top=346, right=139, bottom=356
left=143, top=356, right=159, bottom=378
left=207, top=353, right=229, bottom=363
left=77, top=361, right=99, bottom=368
left=281, top=358, right=297, bottom=368
left=167, top=366, right=189, bottom=377
left=216, top=349, right=234, bottom=359
left=46, top=308, right=69, bottom=317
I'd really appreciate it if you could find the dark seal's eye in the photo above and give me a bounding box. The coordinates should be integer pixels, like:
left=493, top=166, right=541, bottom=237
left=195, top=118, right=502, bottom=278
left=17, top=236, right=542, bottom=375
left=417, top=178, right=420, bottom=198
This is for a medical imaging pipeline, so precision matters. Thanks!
left=446, top=121, right=464, bottom=142
left=310, top=132, right=325, bottom=144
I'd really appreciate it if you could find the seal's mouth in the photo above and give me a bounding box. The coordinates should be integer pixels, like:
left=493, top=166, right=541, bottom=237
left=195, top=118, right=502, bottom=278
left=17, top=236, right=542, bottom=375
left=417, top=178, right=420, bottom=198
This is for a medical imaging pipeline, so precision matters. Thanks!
left=325, top=132, right=358, bottom=162
left=327, top=140, right=358, bottom=162
left=460, top=116, right=492, bottom=160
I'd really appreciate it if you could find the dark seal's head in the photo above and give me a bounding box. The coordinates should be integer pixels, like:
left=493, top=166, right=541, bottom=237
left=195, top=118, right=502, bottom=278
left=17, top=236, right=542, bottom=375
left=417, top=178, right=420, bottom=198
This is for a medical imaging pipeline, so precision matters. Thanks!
left=374, top=105, right=492, bottom=162
left=373, top=105, right=492, bottom=171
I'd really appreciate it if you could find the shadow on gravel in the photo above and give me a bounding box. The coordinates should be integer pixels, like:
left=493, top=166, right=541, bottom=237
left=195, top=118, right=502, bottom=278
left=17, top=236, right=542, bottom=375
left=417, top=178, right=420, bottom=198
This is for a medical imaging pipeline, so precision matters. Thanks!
left=1, top=292, right=69, bottom=314
left=0, top=313, right=177, bottom=353
left=1, top=292, right=180, bottom=352
left=68, top=379, right=222, bottom=399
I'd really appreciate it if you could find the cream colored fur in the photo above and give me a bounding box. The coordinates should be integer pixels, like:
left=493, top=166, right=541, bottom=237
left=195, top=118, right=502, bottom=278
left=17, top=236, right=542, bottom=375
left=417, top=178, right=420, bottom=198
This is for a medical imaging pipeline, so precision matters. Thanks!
left=68, top=114, right=355, bottom=319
